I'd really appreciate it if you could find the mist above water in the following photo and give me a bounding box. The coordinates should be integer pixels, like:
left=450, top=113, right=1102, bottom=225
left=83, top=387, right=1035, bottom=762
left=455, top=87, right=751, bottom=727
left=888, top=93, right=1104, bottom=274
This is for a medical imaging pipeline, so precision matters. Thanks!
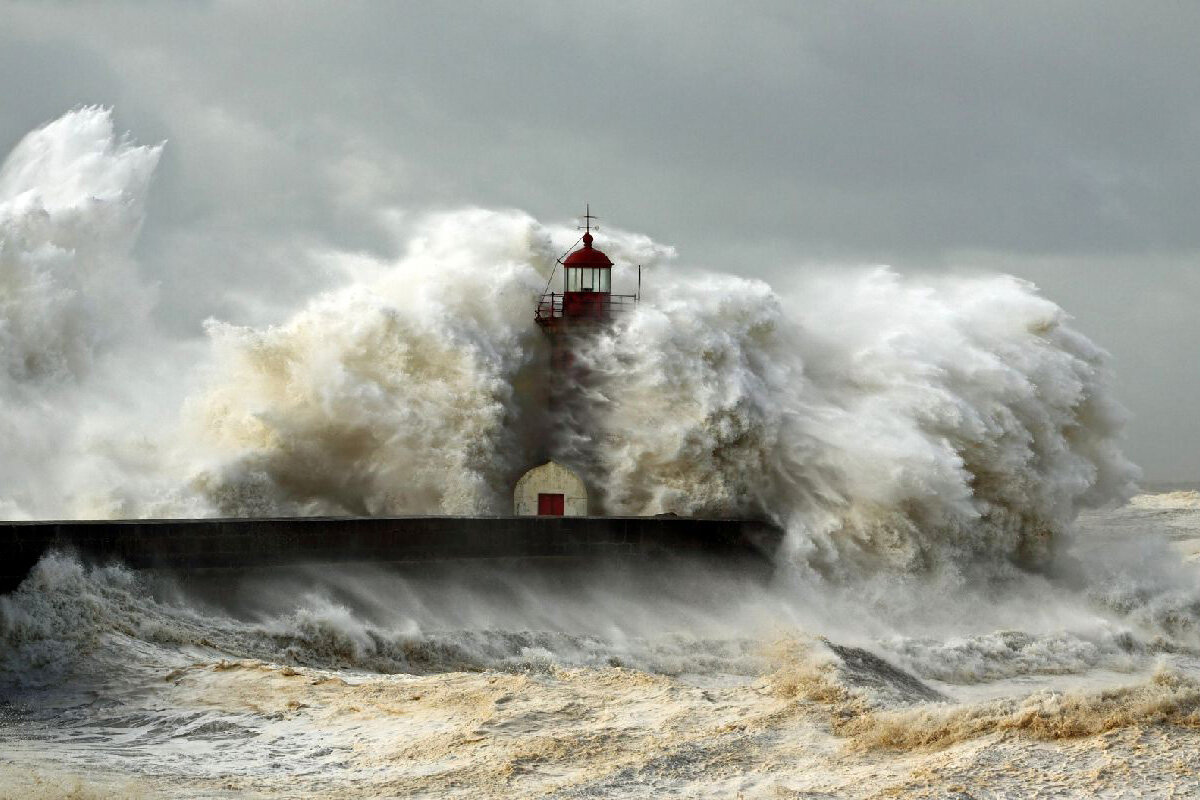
left=0, top=108, right=1140, bottom=582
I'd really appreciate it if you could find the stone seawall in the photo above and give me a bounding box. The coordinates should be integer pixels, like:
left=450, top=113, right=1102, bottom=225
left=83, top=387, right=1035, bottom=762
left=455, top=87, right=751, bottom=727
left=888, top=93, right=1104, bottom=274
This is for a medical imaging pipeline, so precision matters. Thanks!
left=0, top=516, right=783, bottom=594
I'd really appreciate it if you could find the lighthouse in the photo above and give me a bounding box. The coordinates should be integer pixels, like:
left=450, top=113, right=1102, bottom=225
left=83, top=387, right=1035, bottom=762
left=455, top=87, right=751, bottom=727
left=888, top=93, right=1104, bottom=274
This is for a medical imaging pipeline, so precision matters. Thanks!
left=533, top=206, right=637, bottom=362
left=515, top=207, right=639, bottom=517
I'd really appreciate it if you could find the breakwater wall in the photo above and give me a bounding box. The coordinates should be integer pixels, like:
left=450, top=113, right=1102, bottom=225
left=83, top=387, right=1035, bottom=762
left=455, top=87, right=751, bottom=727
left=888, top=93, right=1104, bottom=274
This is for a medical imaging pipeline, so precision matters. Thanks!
left=0, top=516, right=783, bottom=594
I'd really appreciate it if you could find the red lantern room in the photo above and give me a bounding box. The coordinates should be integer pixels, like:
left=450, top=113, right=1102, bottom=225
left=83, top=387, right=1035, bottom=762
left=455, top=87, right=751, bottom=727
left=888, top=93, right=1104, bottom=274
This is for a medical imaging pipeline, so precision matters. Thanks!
left=535, top=206, right=638, bottom=333
left=561, top=230, right=612, bottom=318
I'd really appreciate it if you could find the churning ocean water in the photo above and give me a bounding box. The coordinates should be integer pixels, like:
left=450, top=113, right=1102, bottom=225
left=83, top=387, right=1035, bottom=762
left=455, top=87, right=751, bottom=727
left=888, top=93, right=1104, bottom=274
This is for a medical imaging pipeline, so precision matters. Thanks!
left=4, top=109, right=1194, bottom=798
left=4, top=492, right=1200, bottom=798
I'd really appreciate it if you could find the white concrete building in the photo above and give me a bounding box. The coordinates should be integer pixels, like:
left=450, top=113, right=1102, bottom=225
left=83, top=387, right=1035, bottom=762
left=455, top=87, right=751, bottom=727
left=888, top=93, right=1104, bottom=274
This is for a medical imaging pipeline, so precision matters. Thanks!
left=513, top=461, right=588, bottom=516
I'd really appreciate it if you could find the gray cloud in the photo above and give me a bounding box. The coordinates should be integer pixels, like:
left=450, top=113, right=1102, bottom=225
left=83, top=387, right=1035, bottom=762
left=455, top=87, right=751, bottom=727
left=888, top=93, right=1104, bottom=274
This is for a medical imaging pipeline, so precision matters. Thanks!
left=3, top=1, right=1197, bottom=480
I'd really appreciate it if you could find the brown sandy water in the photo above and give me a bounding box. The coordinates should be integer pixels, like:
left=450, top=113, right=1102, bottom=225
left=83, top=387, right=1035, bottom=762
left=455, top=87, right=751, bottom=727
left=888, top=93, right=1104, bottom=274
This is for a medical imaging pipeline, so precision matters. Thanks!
left=5, top=493, right=1200, bottom=798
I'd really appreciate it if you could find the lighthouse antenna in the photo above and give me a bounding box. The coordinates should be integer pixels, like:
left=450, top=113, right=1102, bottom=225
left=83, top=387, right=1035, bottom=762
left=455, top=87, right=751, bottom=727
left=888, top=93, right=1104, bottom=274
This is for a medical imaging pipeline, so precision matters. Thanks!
left=578, top=203, right=599, bottom=233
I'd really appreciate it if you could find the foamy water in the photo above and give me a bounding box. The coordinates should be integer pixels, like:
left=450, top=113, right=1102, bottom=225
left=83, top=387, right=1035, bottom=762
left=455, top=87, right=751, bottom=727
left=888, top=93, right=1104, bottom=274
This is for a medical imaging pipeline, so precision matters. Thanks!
left=3, top=109, right=1192, bottom=797
left=3, top=494, right=1200, bottom=798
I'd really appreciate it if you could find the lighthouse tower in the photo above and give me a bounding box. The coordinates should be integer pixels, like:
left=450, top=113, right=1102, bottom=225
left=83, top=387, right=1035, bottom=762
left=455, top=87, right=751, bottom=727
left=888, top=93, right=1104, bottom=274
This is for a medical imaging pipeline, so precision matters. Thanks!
left=515, top=207, right=639, bottom=517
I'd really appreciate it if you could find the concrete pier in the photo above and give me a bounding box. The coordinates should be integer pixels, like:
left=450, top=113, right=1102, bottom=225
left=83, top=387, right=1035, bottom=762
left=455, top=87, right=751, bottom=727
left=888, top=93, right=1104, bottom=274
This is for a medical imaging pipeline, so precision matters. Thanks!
left=0, top=515, right=783, bottom=594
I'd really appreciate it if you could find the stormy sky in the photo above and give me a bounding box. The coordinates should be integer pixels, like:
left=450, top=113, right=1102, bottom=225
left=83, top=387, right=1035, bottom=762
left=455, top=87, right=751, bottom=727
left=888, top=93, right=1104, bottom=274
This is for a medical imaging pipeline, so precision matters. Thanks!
left=2, top=1, right=1197, bottom=481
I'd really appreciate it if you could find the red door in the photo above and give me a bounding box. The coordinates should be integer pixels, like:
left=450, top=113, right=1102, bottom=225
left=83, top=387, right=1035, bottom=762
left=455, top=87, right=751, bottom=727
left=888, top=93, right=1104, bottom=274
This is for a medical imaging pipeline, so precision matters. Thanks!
left=537, top=493, right=565, bottom=516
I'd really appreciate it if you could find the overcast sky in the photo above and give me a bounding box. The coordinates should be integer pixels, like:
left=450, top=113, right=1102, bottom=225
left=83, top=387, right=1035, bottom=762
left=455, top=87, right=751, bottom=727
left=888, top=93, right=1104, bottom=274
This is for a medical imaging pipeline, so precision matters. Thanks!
left=3, top=1, right=1198, bottom=481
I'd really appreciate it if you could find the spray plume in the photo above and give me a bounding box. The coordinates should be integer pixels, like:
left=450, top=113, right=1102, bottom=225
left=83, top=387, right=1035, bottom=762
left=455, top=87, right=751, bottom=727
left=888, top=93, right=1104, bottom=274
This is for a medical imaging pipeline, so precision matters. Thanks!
left=0, top=108, right=1137, bottom=577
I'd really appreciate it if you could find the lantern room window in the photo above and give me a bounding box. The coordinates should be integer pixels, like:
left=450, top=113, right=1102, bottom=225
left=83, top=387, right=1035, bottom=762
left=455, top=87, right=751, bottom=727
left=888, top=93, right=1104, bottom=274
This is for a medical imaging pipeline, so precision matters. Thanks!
left=565, top=267, right=610, bottom=293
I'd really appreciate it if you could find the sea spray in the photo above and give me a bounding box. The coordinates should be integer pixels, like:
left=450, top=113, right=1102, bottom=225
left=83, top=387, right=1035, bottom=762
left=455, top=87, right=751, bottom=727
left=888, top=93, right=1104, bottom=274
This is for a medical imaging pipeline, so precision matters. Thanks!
left=567, top=266, right=1139, bottom=576
left=0, top=106, right=159, bottom=385
left=183, top=221, right=1138, bottom=575
left=0, top=108, right=1138, bottom=571
left=0, top=108, right=164, bottom=519
left=180, top=209, right=561, bottom=517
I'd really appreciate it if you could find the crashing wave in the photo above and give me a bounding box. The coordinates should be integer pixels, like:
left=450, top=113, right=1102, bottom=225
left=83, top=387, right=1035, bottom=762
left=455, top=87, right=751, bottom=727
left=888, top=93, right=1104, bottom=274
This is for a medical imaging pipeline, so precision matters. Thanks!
left=0, top=109, right=1138, bottom=575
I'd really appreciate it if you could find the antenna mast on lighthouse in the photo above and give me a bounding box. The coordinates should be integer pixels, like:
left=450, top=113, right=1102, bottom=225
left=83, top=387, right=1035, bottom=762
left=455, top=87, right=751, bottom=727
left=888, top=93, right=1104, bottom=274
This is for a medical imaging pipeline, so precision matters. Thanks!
left=580, top=203, right=598, bottom=234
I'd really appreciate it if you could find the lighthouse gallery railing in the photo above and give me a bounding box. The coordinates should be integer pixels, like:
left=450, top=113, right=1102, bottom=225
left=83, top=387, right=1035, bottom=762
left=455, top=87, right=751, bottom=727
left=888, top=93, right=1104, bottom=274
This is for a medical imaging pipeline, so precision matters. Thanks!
left=535, top=292, right=638, bottom=322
